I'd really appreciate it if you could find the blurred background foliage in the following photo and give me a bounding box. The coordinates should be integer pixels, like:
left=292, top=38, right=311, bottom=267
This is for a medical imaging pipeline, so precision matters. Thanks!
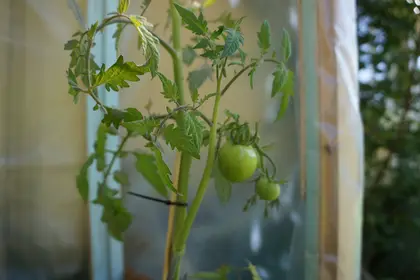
left=358, top=0, right=420, bottom=279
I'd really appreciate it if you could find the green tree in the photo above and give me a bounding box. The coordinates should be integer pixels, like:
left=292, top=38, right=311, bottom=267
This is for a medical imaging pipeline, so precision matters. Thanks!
left=358, top=0, right=420, bottom=279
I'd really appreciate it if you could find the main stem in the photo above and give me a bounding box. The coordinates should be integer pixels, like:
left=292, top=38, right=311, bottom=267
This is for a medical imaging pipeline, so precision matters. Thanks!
left=173, top=65, right=224, bottom=276
left=168, top=0, right=193, bottom=279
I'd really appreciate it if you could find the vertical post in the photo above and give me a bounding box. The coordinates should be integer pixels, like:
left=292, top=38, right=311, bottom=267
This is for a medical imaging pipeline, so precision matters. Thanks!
left=298, top=0, right=362, bottom=279
left=86, top=1, right=124, bottom=280
left=297, top=0, right=320, bottom=279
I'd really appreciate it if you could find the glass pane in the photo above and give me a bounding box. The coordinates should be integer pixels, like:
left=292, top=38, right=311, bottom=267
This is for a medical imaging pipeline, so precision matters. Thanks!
left=118, top=1, right=301, bottom=279
left=0, top=1, right=90, bottom=279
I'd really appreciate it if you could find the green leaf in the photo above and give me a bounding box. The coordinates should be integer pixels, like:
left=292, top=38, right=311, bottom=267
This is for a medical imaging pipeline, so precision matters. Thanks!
left=118, top=0, right=130, bottom=13
left=122, top=118, right=159, bottom=136
left=134, top=153, right=168, bottom=197
left=76, top=154, right=96, bottom=202
left=64, top=39, right=78, bottom=50
left=129, top=15, right=160, bottom=76
left=93, top=55, right=148, bottom=91
left=221, top=28, right=244, bottom=58
left=182, top=46, right=197, bottom=66
left=173, top=3, right=208, bottom=35
left=95, top=123, right=107, bottom=171
left=189, top=271, right=221, bottom=279
left=277, top=93, right=290, bottom=119
left=100, top=196, right=132, bottom=241
left=187, top=64, right=213, bottom=103
left=113, top=170, right=129, bottom=186
left=182, top=112, right=205, bottom=156
left=193, top=38, right=211, bottom=49
left=281, top=28, right=292, bottom=61
left=213, top=160, right=232, bottom=204
left=238, top=48, right=247, bottom=64
left=147, top=143, right=177, bottom=194
left=210, top=25, right=225, bottom=39
left=102, top=107, right=143, bottom=129
left=157, top=72, right=180, bottom=103
left=276, top=70, right=294, bottom=120
left=163, top=124, right=200, bottom=159
left=87, top=22, right=99, bottom=39
left=247, top=262, right=262, bottom=280
left=271, top=65, right=288, bottom=97
left=257, top=20, right=271, bottom=53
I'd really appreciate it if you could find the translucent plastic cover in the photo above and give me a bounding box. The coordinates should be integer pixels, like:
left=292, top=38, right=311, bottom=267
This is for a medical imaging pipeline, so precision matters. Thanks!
left=0, top=0, right=363, bottom=280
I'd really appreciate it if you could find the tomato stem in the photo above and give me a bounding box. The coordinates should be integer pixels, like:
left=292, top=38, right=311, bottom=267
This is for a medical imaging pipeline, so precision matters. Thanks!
left=165, top=1, right=192, bottom=280
left=173, top=58, right=227, bottom=264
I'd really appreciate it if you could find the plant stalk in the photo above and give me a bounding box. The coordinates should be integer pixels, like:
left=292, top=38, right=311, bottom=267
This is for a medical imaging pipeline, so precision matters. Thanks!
left=164, top=1, right=193, bottom=279
left=172, top=63, right=225, bottom=277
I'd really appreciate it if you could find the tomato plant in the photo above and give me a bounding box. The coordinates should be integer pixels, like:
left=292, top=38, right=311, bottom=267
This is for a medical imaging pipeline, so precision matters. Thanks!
left=65, top=0, right=294, bottom=279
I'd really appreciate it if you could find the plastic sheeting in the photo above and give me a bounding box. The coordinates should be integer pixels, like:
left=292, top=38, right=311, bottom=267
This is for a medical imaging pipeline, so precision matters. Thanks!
left=0, top=0, right=363, bottom=280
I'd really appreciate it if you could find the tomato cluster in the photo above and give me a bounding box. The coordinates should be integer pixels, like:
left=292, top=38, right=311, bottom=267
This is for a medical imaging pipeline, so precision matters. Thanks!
left=216, top=117, right=282, bottom=203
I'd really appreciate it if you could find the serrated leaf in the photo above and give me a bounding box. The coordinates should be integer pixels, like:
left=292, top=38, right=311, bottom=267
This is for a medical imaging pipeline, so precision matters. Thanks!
left=238, top=48, right=247, bottom=64
left=100, top=196, right=132, bottom=241
left=93, top=55, right=148, bottom=91
left=271, top=65, right=288, bottom=97
left=163, top=124, right=199, bottom=158
left=122, top=118, right=159, bottom=135
left=221, top=29, right=244, bottom=58
left=247, top=262, right=262, bottom=280
left=129, top=16, right=160, bottom=76
left=134, top=153, right=168, bottom=197
left=95, top=123, right=107, bottom=171
left=113, top=170, right=129, bottom=186
left=281, top=28, right=292, bottom=61
left=282, top=70, right=294, bottom=96
left=173, top=3, right=208, bottom=35
left=276, top=92, right=290, bottom=119
left=147, top=143, right=177, bottom=194
left=182, top=112, right=205, bottom=155
left=64, top=39, right=78, bottom=50
left=102, top=107, right=143, bottom=129
left=188, top=64, right=213, bottom=102
left=276, top=71, right=294, bottom=120
left=182, top=46, right=197, bottom=66
left=225, top=109, right=239, bottom=121
left=157, top=72, right=179, bottom=103
left=211, top=25, right=225, bottom=39
left=193, top=38, right=211, bottom=49
left=257, top=20, right=271, bottom=53
left=76, top=154, right=96, bottom=202
left=213, top=160, right=232, bottom=204
left=118, top=0, right=130, bottom=13
left=87, top=22, right=99, bottom=39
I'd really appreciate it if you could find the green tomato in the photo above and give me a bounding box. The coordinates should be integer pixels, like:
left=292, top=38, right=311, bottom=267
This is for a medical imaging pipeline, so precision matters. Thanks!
left=218, top=142, right=258, bottom=182
left=255, top=176, right=281, bottom=201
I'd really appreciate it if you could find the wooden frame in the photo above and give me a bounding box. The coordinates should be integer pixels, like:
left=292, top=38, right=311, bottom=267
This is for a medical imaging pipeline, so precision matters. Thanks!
left=297, top=0, right=363, bottom=279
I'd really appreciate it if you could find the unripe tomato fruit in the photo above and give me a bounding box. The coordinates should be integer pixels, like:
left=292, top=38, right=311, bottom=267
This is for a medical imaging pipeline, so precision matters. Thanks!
left=218, top=142, right=258, bottom=182
left=255, top=176, right=281, bottom=201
